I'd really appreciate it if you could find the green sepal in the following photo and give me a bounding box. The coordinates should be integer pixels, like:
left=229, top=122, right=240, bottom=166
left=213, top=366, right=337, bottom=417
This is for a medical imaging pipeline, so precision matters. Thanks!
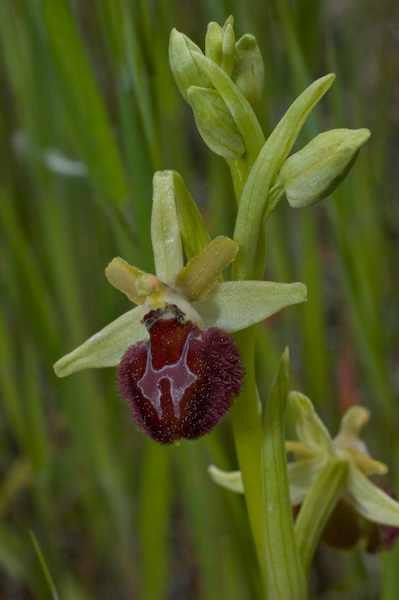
left=191, top=51, right=265, bottom=166
left=172, top=171, right=211, bottom=259
left=279, top=128, right=371, bottom=208
left=187, top=87, right=245, bottom=161
left=345, top=464, right=399, bottom=527
left=194, top=280, right=307, bottom=332
left=151, top=171, right=184, bottom=285
left=294, top=458, right=349, bottom=573
left=232, top=34, right=264, bottom=108
left=233, top=74, right=335, bottom=280
left=208, top=465, right=244, bottom=494
left=289, top=391, right=335, bottom=455
left=168, top=29, right=211, bottom=103
left=287, top=455, right=326, bottom=506
left=207, top=455, right=327, bottom=505
left=53, top=306, right=146, bottom=377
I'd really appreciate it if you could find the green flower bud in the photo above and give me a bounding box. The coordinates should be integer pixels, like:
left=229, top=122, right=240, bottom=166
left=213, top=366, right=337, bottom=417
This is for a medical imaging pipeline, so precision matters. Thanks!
left=205, top=17, right=235, bottom=77
left=279, top=128, right=371, bottom=208
left=221, top=23, right=235, bottom=77
left=169, top=29, right=211, bottom=102
left=205, top=22, right=223, bottom=66
left=232, top=34, right=264, bottom=108
left=187, top=86, right=245, bottom=161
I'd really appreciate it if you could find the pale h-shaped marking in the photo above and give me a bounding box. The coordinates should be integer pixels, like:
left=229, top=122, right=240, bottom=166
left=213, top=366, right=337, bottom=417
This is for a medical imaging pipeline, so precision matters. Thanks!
left=137, top=329, right=200, bottom=419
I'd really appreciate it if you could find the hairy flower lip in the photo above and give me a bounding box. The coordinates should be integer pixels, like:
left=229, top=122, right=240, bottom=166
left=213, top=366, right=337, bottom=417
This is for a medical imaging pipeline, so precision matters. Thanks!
left=117, top=307, right=245, bottom=444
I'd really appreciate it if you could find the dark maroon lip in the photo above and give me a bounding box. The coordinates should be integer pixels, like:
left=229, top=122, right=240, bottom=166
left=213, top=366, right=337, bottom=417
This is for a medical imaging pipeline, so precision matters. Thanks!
left=117, top=308, right=245, bottom=444
left=142, top=304, right=186, bottom=331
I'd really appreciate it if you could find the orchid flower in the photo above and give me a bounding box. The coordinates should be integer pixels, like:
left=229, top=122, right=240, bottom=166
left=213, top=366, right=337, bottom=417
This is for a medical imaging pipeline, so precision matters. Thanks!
left=210, top=392, right=399, bottom=561
left=54, top=171, right=306, bottom=443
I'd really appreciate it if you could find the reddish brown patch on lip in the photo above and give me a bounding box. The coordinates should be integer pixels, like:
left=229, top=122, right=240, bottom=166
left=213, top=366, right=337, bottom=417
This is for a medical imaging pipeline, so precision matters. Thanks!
left=117, top=305, right=244, bottom=444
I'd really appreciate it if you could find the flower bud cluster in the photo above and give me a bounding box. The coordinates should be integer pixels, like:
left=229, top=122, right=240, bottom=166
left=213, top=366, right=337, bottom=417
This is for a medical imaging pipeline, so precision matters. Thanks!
left=169, top=16, right=264, bottom=161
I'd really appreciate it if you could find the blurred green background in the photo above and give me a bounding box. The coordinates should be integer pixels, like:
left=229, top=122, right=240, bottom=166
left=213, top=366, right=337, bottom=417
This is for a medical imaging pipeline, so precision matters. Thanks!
left=0, top=0, right=398, bottom=598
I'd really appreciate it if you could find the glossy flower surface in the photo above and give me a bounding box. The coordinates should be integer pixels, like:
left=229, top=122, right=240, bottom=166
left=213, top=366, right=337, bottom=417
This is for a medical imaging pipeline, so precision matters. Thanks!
left=118, top=303, right=244, bottom=443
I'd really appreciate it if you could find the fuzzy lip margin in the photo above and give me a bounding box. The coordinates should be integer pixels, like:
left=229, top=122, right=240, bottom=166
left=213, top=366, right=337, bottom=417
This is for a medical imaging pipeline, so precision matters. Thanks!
left=117, top=315, right=245, bottom=444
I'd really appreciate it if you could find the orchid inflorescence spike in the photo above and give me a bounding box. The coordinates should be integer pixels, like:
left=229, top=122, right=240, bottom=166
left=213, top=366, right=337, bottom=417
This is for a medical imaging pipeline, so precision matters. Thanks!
left=55, top=15, right=370, bottom=454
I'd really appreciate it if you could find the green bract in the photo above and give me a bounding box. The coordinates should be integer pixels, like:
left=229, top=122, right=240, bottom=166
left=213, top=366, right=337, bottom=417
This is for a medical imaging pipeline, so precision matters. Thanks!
left=168, top=29, right=211, bottom=103
left=187, top=87, right=245, bottom=161
left=54, top=171, right=307, bottom=378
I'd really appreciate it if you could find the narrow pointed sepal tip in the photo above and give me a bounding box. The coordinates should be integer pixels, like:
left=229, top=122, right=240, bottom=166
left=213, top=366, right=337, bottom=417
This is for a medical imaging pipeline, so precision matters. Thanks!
left=53, top=306, right=146, bottom=378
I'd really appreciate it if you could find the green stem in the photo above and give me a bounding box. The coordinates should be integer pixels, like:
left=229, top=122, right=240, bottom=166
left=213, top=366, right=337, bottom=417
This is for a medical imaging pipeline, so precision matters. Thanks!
left=231, top=327, right=267, bottom=586
left=228, top=157, right=250, bottom=203
left=294, top=458, right=348, bottom=574
left=263, top=178, right=285, bottom=222
left=262, top=349, right=307, bottom=600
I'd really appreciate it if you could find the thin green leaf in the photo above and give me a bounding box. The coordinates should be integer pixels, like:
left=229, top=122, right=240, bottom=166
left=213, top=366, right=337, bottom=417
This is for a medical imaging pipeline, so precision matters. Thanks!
left=30, top=530, right=60, bottom=600
left=40, top=0, right=128, bottom=206
left=294, top=459, right=348, bottom=574
left=262, top=348, right=307, bottom=600
left=233, top=74, right=335, bottom=280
